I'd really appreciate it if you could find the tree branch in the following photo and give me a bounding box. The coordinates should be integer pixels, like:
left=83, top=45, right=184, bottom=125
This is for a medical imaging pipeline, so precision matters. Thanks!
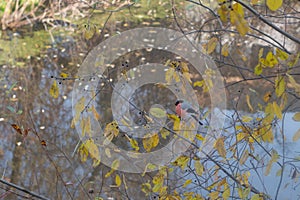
left=0, top=178, right=50, bottom=200
left=234, top=0, right=300, bottom=45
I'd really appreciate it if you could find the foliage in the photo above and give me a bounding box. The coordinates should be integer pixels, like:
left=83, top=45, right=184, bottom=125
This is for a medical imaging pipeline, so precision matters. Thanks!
left=1, top=0, right=300, bottom=199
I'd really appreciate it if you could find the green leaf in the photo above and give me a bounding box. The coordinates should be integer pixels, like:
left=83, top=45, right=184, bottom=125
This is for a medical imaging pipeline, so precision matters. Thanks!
left=149, top=107, right=166, bottom=118
left=7, top=106, right=16, bottom=113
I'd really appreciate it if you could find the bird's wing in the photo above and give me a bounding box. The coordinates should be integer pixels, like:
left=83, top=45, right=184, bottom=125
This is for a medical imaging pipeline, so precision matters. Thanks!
left=186, top=108, right=198, bottom=114
left=181, top=102, right=198, bottom=114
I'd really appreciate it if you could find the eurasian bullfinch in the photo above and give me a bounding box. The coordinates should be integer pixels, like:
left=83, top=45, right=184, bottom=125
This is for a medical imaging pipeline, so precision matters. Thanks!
left=175, top=100, right=203, bottom=125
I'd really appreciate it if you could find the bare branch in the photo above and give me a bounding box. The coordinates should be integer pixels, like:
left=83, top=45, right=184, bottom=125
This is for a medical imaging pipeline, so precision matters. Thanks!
left=0, top=178, right=50, bottom=200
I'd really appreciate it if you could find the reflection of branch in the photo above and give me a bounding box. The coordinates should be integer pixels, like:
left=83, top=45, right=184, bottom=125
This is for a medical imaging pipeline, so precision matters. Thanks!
left=0, top=178, right=50, bottom=200
left=186, top=28, right=289, bottom=53
left=234, top=0, right=300, bottom=44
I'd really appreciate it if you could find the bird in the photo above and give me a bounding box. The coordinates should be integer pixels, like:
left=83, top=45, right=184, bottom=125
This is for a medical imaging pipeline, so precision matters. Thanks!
left=175, top=100, right=203, bottom=125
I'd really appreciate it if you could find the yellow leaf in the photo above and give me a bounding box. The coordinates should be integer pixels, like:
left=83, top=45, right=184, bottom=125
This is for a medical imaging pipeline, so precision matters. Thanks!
left=264, top=102, right=274, bottom=123
left=265, top=150, right=279, bottom=176
left=251, top=0, right=259, bottom=5
left=293, top=112, right=300, bottom=121
left=105, top=148, right=111, bottom=158
left=142, top=133, right=159, bottom=152
left=238, top=187, right=251, bottom=199
left=151, top=133, right=159, bottom=148
left=150, top=107, right=167, bottom=118
left=75, top=97, right=86, bottom=115
left=82, top=24, right=96, bottom=40
left=152, top=182, right=163, bottom=193
left=60, top=72, right=69, bottom=78
left=142, top=163, right=157, bottom=176
left=194, top=160, right=204, bottom=176
left=143, top=135, right=153, bottom=152
left=265, top=51, right=278, bottom=67
left=130, top=138, right=139, bottom=151
left=104, top=121, right=119, bottom=138
left=287, top=74, right=300, bottom=94
left=165, top=68, right=180, bottom=84
left=222, top=182, right=230, bottom=200
left=263, top=91, right=272, bottom=102
left=196, top=134, right=204, bottom=141
left=193, top=80, right=204, bottom=88
left=276, top=169, right=282, bottom=176
left=141, top=183, right=152, bottom=195
left=214, top=137, right=226, bottom=158
left=266, top=0, right=283, bottom=11
left=78, top=143, right=88, bottom=162
left=91, top=105, right=100, bottom=120
left=160, top=129, right=170, bottom=139
left=236, top=133, right=245, bottom=142
left=275, top=48, right=289, bottom=60
left=170, top=61, right=180, bottom=69
left=49, top=80, right=59, bottom=98
left=218, top=6, right=228, bottom=23
left=258, top=48, right=264, bottom=58
left=122, top=174, right=128, bottom=189
left=261, top=124, right=274, bottom=143
left=254, top=64, right=263, bottom=75
left=230, top=4, right=249, bottom=36
left=107, top=160, right=118, bottom=171
left=242, top=116, right=253, bottom=123
left=180, top=61, right=189, bottom=73
left=167, top=114, right=180, bottom=121
left=183, top=71, right=192, bottom=84
left=232, top=3, right=244, bottom=17
left=165, top=68, right=174, bottom=84
left=209, top=191, right=219, bottom=199
left=105, top=169, right=114, bottom=178
left=183, top=179, right=192, bottom=188
left=273, top=101, right=282, bottom=119
left=205, top=37, right=218, bottom=54
left=115, top=175, right=122, bottom=187
left=251, top=194, right=263, bottom=200
left=292, top=129, right=300, bottom=142
left=239, top=149, right=249, bottom=165
left=275, top=76, right=285, bottom=97
left=85, top=139, right=99, bottom=160
left=81, top=116, right=91, bottom=137
left=172, top=155, right=189, bottom=170
left=288, top=53, right=300, bottom=67
left=246, top=95, right=254, bottom=112
left=221, top=43, right=229, bottom=57
left=173, top=120, right=181, bottom=132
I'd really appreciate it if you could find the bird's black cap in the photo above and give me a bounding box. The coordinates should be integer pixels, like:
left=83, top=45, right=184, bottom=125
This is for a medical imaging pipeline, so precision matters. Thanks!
left=175, top=100, right=183, bottom=106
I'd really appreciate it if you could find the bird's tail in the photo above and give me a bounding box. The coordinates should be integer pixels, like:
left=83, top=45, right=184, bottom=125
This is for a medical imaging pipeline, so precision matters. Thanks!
left=191, top=115, right=203, bottom=125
